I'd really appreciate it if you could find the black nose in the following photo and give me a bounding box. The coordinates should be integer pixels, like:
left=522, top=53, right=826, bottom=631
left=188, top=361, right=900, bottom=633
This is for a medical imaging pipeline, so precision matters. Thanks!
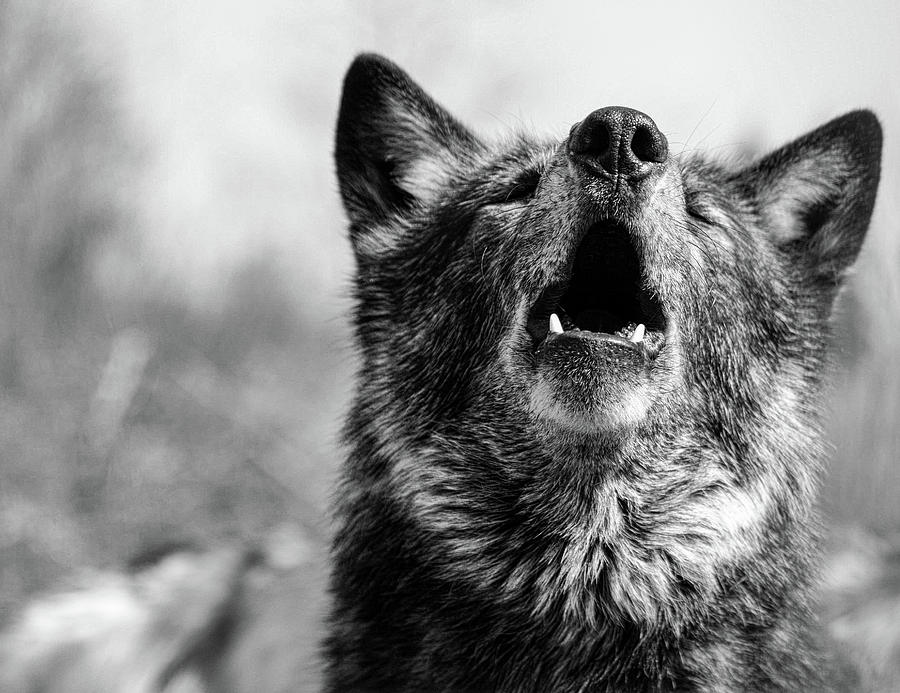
left=568, top=107, right=668, bottom=179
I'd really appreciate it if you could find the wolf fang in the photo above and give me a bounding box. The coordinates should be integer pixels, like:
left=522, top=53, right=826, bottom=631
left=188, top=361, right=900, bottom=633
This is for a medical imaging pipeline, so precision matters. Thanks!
left=328, top=53, right=882, bottom=692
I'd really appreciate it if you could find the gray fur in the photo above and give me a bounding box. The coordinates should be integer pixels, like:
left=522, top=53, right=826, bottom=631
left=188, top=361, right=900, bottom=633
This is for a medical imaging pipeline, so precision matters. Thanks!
left=328, top=54, right=882, bottom=692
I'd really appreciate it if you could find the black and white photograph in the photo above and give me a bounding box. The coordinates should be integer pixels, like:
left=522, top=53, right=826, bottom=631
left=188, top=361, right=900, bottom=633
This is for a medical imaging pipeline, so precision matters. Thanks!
left=0, top=2, right=898, bottom=691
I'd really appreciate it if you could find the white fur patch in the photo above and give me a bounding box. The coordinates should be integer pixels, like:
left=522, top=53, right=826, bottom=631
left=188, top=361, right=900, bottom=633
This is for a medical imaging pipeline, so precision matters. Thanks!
left=353, top=218, right=411, bottom=258
left=763, top=153, right=844, bottom=244
left=529, top=372, right=651, bottom=433
left=396, top=155, right=452, bottom=203
left=389, top=101, right=459, bottom=205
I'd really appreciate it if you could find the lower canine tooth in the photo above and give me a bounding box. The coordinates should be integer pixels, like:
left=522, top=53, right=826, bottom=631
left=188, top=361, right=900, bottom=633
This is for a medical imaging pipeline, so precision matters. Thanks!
left=549, top=313, right=563, bottom=334
left=630, top=324, right=646, bottom=343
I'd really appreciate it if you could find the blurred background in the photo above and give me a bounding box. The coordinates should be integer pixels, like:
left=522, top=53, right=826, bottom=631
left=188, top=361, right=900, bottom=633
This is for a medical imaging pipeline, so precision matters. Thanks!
left=0, top=0, right=897, bottom=667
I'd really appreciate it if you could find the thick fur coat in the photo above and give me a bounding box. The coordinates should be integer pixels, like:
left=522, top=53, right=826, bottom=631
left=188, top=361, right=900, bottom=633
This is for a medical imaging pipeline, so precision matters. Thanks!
left=327, top=54, right=882, bottom=692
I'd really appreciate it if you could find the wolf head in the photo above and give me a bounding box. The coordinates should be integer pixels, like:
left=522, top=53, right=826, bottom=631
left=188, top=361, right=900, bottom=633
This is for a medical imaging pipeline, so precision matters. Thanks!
left=332, top=52, right=881, bottom=663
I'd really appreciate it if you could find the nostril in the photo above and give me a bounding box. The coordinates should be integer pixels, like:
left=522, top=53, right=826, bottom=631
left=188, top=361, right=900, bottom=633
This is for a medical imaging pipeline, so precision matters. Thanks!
left=569, top=109, right=621, bottom=176
left=630, top=125, right=653, bottom=161
left=630, top=123, right=668, bottom=164
left=570, top=117, right=611, bottom=160
left=586, top=123, right=611, bottom=159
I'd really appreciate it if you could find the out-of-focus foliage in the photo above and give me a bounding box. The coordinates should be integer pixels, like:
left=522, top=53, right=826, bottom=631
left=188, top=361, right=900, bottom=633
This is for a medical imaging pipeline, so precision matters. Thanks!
left=0, top=0, right=344, bottom=625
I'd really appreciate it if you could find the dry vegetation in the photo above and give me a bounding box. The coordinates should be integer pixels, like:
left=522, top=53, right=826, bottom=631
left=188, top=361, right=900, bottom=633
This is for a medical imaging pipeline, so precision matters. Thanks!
left=0, top=0, right=341, bottom=627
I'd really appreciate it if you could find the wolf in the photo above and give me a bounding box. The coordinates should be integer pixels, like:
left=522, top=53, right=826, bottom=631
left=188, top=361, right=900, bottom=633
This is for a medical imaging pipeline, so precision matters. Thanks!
left=326, top=54, right=883, bottom=692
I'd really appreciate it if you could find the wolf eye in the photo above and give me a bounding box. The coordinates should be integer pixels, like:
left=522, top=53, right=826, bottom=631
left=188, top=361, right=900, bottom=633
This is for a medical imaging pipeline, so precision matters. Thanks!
left=501, top=169, right=541, bottom=203
left=687, top=206, right=714, bottom=225
left=685, top=193, right=715, bottom=225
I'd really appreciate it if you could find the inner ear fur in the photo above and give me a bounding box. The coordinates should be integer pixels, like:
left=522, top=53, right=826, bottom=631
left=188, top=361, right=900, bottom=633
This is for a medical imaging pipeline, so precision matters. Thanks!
left=737, top=110, right=882, bottom=283
left=334, top=54, right=480, bottom=234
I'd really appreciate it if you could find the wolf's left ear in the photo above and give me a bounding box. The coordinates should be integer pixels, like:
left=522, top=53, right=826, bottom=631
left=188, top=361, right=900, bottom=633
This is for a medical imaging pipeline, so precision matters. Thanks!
left=335, top=54, right=480, bottom=233
left=737, top=110, right=882, bottom=283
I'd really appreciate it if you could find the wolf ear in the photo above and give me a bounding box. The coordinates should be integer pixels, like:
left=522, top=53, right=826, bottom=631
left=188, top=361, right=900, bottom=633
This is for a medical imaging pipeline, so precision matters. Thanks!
left=335, top=54, right=479, bottom=234
left=738, top=110, right=882, bottom=283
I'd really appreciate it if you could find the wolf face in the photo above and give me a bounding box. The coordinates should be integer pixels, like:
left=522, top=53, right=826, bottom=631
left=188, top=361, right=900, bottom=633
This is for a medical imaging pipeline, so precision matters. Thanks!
left=329, top=54, right=881, bottom=691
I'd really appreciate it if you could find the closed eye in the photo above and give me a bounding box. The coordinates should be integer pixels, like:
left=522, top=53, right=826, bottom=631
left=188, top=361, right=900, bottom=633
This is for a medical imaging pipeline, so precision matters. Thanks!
left=687, top=206, right=714, bottom=225
left=685, top=192, right=715, bottom=225
left=501, top=168, right=541, bottom=203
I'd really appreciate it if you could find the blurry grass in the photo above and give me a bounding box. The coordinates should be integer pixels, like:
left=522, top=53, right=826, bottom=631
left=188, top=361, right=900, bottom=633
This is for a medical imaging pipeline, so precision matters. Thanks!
left=825, top=208, right=900, bottom=529
left=0, top=0, right=347, bottom=624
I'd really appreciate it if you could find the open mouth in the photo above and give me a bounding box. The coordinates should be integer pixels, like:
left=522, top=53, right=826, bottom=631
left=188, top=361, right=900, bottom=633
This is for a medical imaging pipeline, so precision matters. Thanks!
left=526, top=222, right=667, bottom=357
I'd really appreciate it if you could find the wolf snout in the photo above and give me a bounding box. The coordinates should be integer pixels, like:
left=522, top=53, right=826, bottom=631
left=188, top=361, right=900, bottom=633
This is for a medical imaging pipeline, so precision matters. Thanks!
left=568, top=106, right=668, bottom=180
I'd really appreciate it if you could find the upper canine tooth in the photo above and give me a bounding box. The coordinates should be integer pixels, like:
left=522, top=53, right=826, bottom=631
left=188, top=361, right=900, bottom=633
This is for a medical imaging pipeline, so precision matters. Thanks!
left=630, top=324, right=646, bottom=343
left=549, top=313, right=563, bottom=334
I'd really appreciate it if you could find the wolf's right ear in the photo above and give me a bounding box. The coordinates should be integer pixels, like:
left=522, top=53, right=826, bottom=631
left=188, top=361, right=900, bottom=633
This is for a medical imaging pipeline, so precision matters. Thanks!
left=335, top=54, right=480, bottom=236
